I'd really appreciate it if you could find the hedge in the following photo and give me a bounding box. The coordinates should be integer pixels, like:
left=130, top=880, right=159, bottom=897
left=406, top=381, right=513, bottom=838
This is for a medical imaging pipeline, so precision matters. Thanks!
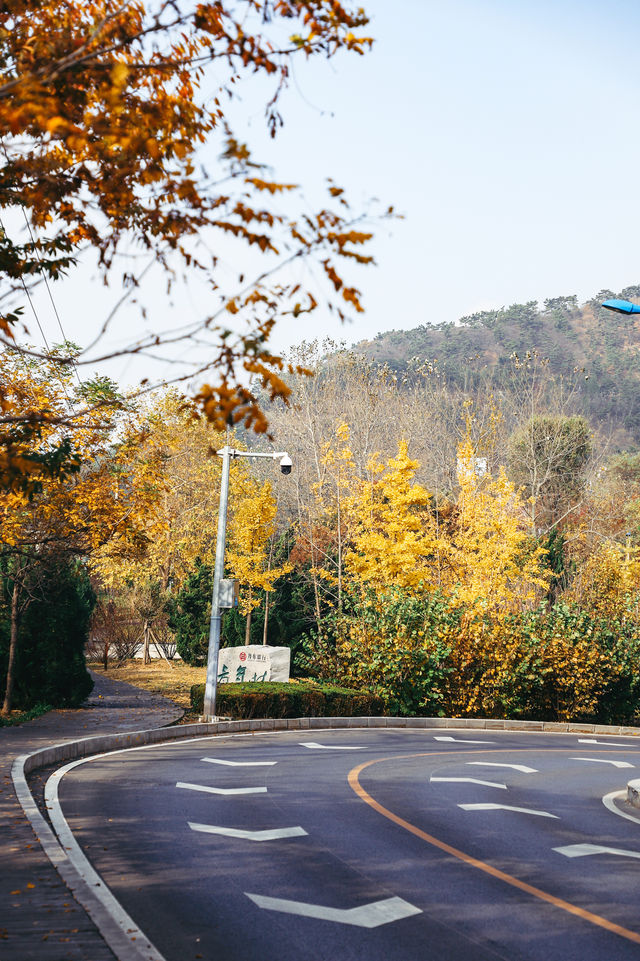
left=190, top=681, right=386, bottom=719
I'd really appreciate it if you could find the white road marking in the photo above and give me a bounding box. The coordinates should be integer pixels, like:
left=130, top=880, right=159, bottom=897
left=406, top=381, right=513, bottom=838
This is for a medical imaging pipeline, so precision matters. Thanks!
left=299, top=742, right=364, bottom=750
left=201, top=757, right=277, bottom=767
left=434, top=736, right=496, bottom=744
left=467, top=761, right=538, bottom=774
left=578, top=739, right=637, bottom=746
left=176, top=781, right=267, bottom=795
left=430, top=777, right=507, bottom=789
left=570, top=758, right=634, bottom=769
left=44, top=758, right=167, bottom=961
left=602, top=788, right=640, bottom=825
left=459, top=803, right=558, bottom=818
left=189, top=823, right=307, bottom=841
left=554, top=843, right=640, bottom=860
left=245, top=894, right=422, bottom=927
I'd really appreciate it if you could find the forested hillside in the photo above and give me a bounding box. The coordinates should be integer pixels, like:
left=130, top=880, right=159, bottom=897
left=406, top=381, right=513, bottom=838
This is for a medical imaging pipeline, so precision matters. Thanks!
left=357, top=285, right=640, bottom=447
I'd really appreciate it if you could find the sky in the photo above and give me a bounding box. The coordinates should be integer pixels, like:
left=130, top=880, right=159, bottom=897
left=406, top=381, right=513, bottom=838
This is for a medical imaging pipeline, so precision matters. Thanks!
left=17, top=0, right=640, bottom=390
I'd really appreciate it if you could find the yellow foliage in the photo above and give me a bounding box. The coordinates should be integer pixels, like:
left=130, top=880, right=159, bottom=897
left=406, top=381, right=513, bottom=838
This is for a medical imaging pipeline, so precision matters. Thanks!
left=345, top=440, right=443, bottom=592
left=445, top=439, right=548, bottom=614
left=227, top=479, right=291, bottom=615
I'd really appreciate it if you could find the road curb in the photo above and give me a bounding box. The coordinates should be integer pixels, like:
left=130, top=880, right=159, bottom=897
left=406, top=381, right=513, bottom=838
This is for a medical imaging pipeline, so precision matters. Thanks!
left=628, top=778, right=640, bottom=809
left=12, top=714, right=640, bottom=961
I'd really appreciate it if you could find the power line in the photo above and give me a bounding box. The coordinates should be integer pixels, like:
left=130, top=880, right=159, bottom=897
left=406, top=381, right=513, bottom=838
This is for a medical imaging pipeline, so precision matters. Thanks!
left=1, top=140, right=82, bottom=387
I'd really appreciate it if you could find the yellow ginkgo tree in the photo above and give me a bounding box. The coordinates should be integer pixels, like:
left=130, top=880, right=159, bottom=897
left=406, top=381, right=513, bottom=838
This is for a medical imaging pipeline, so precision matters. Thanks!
left=446, top=438, right=549, bottom=614
left=345, top=440, right=443, bottom=594
left=226, top=479, right=291, bottom=645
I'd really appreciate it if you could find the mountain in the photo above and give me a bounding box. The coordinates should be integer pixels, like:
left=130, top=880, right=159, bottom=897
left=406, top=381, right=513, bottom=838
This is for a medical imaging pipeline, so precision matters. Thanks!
left=356, top=286, right=640, bottom=446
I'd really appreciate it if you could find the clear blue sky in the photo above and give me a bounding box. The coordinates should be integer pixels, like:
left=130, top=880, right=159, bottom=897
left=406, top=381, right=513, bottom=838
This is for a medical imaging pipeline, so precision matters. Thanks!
left=258, top=0, right=640, bottom=350
left=23, top=0, right=640, bottom=383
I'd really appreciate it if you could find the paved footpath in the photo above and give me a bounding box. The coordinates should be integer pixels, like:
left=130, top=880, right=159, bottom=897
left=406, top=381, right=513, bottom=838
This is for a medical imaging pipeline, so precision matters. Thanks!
left=0, top=671, right=183, bottom=961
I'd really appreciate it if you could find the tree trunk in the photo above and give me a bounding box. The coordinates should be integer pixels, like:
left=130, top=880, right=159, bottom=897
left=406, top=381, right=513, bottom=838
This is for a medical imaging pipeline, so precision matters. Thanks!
left=244, top=588, right=253, bottom=645
left=263, top=592, right=270, bottom=645
left=2, top=575, right=21, bottom=716
left=143, top=619, right=150, bottom=664
left=103, top=637, right=109, bottom=672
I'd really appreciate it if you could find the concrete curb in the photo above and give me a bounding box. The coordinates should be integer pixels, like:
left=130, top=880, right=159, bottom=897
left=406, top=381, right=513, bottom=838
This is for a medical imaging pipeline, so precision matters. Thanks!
left=628, top=778, right=640, bottom=809
left=12, top=714, right=640, bottom=961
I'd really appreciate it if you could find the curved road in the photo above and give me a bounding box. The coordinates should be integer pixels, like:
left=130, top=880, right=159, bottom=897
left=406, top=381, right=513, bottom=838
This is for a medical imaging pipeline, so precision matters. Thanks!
left=49, top=728, right=640, bottom=960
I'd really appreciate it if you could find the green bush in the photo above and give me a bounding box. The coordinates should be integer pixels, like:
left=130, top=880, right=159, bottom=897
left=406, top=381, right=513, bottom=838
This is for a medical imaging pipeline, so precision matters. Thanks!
left=190, top=681, right=385, bottom=718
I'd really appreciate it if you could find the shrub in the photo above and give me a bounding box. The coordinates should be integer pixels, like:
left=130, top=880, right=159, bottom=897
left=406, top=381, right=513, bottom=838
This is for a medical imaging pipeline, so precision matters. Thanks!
left=300, top=588, right=455, bottom=716
left=190, top=681, right=385, bottom=718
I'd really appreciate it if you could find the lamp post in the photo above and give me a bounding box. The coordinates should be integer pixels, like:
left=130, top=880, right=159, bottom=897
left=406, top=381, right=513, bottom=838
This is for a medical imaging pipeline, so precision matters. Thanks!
left=601, top=298, right=640, bottom=315
left=202, top=446, right=292, bottom=721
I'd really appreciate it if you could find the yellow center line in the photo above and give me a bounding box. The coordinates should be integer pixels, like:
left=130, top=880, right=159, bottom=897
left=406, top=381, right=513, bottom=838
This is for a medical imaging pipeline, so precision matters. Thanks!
left=348, top=749, right=640, bottom=945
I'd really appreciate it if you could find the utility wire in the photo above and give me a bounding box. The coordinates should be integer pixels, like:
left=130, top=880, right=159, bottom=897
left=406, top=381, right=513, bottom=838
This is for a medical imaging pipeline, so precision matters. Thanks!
left=0, top=212, right=77, bottom=410
left=1, top=140, right=82, bottom=388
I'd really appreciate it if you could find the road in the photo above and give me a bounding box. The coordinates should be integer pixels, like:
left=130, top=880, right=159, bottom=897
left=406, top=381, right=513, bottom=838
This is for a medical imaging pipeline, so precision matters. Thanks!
left=48, top=728, right=640, bottom=961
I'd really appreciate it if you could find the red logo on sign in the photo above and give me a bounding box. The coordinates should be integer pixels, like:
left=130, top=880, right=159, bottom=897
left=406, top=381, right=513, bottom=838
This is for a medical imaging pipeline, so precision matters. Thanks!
left=239, top=651, right=247, bottom=662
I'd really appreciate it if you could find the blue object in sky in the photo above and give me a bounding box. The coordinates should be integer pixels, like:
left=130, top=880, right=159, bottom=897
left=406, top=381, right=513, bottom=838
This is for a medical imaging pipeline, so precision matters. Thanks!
left=601, top=298, right=640, bottom=314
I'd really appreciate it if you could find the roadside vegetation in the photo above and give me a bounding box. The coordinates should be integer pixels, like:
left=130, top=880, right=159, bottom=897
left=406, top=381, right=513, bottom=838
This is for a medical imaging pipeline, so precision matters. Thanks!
left=5, top=339, right=640, bottom=725
left=2, top=6, right=640, bottom=726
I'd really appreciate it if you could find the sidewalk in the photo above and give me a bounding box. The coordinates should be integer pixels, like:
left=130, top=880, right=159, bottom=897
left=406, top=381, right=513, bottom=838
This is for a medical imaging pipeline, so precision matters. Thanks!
left=0, top=671, right=183, bottom=961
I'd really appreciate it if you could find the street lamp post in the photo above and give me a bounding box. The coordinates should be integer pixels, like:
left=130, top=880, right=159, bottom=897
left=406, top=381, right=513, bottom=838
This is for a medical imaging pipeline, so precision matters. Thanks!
left=202, top=445, right=292, bottom=721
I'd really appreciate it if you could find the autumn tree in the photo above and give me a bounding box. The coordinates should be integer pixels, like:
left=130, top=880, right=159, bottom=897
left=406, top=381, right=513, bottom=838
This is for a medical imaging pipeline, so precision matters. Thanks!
left=226, top=479, right=291, bottom=643
left=0, top=349, right=157, bottom=713
left=345, top=441, right=441, bottom=593
left=507, top=414, right=592, bottom=533
left=0, top=0, right=383, bottom=485
left=448, top=438, right=548, bottom=614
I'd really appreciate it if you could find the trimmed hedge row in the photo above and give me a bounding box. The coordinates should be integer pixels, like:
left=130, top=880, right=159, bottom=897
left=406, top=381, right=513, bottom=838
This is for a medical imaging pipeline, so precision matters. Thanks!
left=190, top=681, right=386, bottom=719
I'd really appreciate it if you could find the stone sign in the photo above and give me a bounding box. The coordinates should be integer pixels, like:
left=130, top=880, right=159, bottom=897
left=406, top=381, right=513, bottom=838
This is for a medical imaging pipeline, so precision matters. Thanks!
left=217, top=645, right=291, bottom=684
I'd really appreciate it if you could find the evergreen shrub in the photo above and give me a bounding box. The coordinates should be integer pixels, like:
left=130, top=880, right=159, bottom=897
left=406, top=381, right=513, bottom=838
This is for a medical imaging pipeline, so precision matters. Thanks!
left=0, top=559, right=95, bottom=710
left=190, top=681, right=385, bottom=718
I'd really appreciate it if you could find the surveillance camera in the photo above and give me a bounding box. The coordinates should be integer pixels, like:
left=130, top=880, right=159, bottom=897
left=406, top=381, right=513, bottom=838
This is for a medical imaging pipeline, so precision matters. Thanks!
left=280, top=454, right=292, bottom=475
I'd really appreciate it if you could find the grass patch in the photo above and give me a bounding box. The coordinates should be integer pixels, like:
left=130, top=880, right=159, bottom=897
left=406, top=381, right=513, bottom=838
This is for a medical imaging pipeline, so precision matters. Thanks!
left=0, top=702, right=53, bottom=727
left=88, top=660, right=206, bottom=711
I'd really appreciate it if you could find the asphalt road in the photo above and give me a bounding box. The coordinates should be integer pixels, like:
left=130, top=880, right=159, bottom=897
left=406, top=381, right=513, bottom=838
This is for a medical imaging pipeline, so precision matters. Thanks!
left=50, top=729, right=640, bottom=961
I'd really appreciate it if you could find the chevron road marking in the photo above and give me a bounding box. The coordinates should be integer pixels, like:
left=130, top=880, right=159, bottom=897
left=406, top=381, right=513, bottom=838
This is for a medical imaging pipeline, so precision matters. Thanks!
left=570, top=758, right=634, bottom=769
left=189, top=823, right=307, bottom=841
left=176, top=781, right=267, bottom=795
left=201, top=757, right=277, bottom=766
left=430, top=776, right=507, bottom=790
left=467, top=761, right=538, bottom=774
left=245, top=894, right=422, bottom=927
left=554, top=843, right=640, bottom=860
left=434, top=737, right=496, bottom=744
left=459, top=803, right=558, bottom=818
left=299, top=742, right=364, bottom=750
left=578, top=739, right=636, bottom=746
